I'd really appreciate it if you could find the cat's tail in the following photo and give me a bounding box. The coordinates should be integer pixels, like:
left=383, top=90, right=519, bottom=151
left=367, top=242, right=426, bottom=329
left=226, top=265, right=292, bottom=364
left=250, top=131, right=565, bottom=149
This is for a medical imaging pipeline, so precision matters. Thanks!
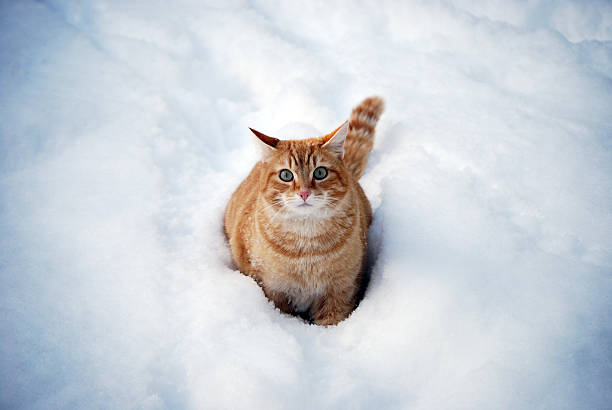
left=343, top=96, right=385, bottom=180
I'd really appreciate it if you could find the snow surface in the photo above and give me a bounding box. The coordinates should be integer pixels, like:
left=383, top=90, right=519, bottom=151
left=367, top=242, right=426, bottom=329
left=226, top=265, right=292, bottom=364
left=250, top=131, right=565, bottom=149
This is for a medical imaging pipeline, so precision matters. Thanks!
left=1, top=0, right=611, bottom=409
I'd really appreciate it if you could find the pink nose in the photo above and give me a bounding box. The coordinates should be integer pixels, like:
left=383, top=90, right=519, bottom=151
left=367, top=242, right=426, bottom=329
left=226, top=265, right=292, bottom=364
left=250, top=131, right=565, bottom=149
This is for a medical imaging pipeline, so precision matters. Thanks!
left=298, top=190, right=311, bottom=201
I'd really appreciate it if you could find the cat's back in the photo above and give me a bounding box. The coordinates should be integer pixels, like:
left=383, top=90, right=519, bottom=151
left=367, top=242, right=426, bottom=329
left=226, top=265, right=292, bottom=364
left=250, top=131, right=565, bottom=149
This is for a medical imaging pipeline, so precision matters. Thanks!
left=354, top=179, right=372, bottom=232
left=224, top=162, right=262, bottom=242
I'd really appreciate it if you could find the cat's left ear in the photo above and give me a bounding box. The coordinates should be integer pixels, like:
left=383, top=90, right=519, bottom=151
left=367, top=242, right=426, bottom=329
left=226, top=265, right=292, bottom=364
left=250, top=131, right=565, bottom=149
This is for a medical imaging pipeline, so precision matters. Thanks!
left=321, top=121, right=349, bottom=159
left=250, top=127, right=279, bottom=160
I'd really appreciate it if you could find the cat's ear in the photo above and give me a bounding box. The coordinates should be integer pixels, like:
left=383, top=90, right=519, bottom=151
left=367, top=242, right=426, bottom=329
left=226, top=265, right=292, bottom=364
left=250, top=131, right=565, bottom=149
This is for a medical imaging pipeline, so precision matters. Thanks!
left=321, top=121, right=349, bottom=159
left=250, top=127, right=279, bottom=160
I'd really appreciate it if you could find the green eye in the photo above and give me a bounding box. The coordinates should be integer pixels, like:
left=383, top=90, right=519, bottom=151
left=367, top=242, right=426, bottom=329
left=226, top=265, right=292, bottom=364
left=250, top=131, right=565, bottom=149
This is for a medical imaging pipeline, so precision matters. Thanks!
left=313, top=166, right=328, bottom=180
left=279, top=169, right=293, bottom=182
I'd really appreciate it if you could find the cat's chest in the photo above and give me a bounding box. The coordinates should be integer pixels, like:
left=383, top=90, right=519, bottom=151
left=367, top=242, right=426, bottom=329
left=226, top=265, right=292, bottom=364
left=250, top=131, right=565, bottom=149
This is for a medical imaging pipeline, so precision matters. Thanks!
left=259, top=256, right=328, bottom=310
left=246, top=213, right=360, bottom=295
left=247, top=231, right=329, bottom=277
left=251, top=249, right=330, bottom=284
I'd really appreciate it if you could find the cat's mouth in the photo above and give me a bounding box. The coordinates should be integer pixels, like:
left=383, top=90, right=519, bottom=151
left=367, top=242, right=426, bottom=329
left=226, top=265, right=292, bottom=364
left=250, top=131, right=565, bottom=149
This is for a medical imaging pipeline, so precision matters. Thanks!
left=297, top=203, right=312, bottom=207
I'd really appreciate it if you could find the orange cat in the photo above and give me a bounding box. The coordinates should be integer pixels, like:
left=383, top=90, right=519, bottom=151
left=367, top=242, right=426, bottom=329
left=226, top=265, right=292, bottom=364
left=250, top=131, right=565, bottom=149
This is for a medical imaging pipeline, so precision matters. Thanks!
left=224, top=97, right=384, bottom=325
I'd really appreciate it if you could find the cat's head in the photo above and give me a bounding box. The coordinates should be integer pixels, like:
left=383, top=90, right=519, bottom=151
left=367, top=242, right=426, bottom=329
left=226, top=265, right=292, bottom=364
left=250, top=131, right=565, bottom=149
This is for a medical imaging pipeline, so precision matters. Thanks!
left=251, top=122, right=350, bottom=219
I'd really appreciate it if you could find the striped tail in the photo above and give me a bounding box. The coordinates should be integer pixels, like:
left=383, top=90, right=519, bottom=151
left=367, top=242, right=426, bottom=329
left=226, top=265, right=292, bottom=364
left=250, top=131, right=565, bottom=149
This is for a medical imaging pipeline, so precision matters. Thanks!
left=343, top=96, right=385, bottom=179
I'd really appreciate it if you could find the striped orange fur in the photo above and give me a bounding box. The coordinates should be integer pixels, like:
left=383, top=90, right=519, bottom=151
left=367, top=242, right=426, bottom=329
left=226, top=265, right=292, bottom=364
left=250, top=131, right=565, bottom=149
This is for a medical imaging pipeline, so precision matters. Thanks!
left=224, top=96, right=384, bottom=325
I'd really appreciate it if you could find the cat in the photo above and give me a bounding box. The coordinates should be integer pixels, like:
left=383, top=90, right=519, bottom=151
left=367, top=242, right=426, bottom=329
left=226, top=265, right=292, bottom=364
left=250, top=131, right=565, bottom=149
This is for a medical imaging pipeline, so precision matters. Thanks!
left=224, top=97, right=384, bottom=325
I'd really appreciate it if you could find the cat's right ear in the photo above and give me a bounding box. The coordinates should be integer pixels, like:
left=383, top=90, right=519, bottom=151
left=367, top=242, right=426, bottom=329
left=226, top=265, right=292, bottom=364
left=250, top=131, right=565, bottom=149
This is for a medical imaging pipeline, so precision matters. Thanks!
left=250, top=128, right=279, bottom=160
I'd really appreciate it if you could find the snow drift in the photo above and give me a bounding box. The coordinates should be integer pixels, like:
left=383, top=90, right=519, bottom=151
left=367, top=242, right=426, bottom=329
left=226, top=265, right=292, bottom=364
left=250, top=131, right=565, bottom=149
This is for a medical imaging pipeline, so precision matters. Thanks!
left=1, top=1, right=611, bottom=409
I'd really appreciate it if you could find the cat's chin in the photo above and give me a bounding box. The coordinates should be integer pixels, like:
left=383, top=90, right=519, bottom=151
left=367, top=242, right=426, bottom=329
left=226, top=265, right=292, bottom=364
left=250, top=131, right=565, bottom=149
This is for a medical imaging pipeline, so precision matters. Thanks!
left=285, top=204, right=330, bottom=219
left=291, top=204, right=317, bottom=214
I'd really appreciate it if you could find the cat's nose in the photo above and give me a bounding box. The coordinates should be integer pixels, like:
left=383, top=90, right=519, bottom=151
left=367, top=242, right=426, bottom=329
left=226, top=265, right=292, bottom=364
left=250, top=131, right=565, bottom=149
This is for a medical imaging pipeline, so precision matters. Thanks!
left=298, top=190, right=311, bottom=201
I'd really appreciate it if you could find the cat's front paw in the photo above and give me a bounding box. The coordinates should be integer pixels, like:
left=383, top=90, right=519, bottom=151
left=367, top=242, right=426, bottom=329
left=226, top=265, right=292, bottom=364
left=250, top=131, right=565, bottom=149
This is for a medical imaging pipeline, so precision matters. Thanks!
left=313, top=312, right=347, bottom=326
left=311, top=294, right=353, bottom=326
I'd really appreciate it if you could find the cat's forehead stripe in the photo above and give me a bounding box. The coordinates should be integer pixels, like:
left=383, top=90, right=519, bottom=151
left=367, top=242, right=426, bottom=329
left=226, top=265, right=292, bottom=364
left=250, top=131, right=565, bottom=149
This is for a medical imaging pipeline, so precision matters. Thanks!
left=306, top=146, right=313, bottom=167
left=292, top=151, right=300, bottom=168
left=288, top=143, right=316, bottom=168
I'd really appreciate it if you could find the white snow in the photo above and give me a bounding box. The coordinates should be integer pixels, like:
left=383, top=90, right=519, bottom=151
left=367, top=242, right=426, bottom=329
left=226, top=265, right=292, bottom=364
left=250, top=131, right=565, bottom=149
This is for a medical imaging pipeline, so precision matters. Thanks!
left=1, top=1, right=611, bottom=409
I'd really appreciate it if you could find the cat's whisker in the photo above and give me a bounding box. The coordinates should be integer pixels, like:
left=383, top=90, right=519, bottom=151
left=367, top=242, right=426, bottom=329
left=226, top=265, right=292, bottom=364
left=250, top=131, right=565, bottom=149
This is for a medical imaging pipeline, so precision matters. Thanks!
left=257, top=200, right=283, bottom=214
left=256, top=195, right=285, bottom=212
left=263, top=198, right=288, bottom=225
left=320, top=197, right=340, bottom=210
left=265, top=206, right=285, bottom=228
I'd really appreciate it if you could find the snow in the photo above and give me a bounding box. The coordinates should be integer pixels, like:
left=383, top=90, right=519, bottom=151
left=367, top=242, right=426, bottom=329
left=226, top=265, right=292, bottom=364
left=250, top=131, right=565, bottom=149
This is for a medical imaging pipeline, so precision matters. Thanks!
left=1, top=0, right=611, bottom=408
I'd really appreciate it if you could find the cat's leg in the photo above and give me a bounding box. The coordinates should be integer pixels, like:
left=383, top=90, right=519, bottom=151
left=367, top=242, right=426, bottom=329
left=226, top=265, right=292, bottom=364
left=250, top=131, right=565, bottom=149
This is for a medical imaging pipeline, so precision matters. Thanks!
left=262, top=287, right=294, bottom=315
left=311, top=285, right=356, bottom=326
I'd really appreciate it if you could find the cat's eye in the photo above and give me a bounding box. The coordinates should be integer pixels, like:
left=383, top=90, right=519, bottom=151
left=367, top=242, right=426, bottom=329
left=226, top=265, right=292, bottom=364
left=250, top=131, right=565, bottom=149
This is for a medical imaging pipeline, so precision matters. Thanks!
left=313, top=166, right=328, bottom=180
left=279, top=169, right=294, bottom=182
